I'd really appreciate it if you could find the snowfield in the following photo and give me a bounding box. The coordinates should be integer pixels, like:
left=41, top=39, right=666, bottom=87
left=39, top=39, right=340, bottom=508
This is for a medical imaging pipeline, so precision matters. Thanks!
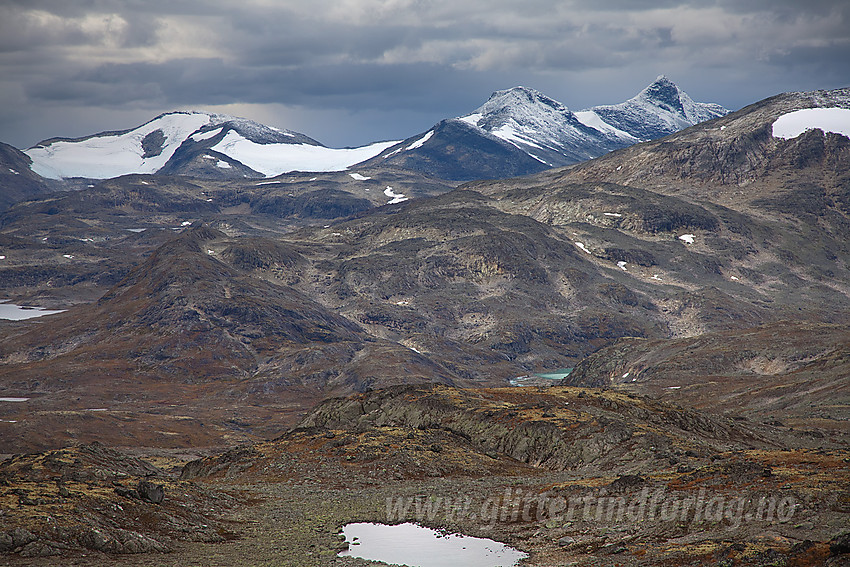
left=26, top=113, right=212, bottom=179
left=211, top=131, right=398, bottom=177
left=772, top=108, right=850, bottom=140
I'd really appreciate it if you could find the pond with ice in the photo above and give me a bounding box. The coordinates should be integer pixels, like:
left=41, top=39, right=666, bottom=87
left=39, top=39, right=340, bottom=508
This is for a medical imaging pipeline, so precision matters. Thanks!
left=338, top=522, right=527, bottom=567
left=0, top=303, right=65, bottom=320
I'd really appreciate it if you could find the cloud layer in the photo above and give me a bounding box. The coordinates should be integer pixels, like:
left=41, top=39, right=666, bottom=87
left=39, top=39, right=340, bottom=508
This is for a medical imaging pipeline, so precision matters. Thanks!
left=1, top=0, right=848, bottom=148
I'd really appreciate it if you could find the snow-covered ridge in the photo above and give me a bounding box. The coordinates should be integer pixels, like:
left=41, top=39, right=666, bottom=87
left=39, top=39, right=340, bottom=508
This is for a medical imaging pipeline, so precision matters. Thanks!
left=771, top=108, right=850, bottom=140
left=24, top=110, right=396, bottom=179
left=210, top=131, right=398, bottom=177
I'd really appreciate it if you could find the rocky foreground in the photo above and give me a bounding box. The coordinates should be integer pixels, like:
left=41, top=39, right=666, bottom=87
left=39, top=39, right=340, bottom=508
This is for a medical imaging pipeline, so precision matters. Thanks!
left=2, top=385, right=848, bottom=566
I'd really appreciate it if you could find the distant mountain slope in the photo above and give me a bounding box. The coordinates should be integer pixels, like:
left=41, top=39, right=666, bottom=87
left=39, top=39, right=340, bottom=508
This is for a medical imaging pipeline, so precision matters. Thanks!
left=24, top=111, right=397, bottom=180
left=367, top=76, right=728, bottom=181
left=0, top=142, right=50, bottom=210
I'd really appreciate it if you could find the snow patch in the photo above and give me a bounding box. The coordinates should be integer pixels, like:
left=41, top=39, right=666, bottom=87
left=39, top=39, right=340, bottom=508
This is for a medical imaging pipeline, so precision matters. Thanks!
left=527, top=153, right=551, bottom=165
left=575, top=242, right=591, bottom=254
left=405, top=130, right=434, bottom=150
left=216, top=160, right=232, bottom=169
left=679, top=234, right=695, bottom=244
left=772, top=108, right=850, bottom=140
left=492, top=124, right=544, bottom=149
left=617, top=261, right=628, bottom=271
left=349, top=173, right=371, bottom=181
left=574, top=110, right=639, bottom=142
left=191, top=127, right=223, bottom=142
left=458, top=113, right=483, bottom=127
left=603, top=212, right=622, bottom=217
left=384, top=186, right=408, bottom=204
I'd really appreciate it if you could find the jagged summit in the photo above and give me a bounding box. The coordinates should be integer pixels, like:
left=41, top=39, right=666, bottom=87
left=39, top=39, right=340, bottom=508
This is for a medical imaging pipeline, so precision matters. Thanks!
left=637, top=75, right=685, bottom=110
left=582, top=76, right=729, bottom=141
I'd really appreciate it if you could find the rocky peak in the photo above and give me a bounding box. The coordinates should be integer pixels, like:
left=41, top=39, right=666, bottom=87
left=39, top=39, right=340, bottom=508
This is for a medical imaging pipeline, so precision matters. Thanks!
left=636, top=75, right=686, bottom=114
left=465, top=86, right=576, bottom=132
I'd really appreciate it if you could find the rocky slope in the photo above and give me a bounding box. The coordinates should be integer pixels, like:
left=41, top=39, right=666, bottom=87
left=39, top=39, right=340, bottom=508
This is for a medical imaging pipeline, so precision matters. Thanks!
left=0, top=443, right=234, bottom=558
left=0, top=142, right=50, bottom=211
left=563, top=322, right=850, bottom=437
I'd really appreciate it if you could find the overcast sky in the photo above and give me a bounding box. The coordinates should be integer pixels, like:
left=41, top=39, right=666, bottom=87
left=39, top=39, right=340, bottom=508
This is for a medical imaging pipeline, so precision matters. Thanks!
left=1, top=0, right=848, bottom=149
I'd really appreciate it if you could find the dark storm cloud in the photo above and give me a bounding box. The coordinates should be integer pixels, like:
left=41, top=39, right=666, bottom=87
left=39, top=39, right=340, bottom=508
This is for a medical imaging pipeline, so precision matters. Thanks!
left=1, top=0, right=848, bottom=148
left=24, top=57, right=490, bottom=112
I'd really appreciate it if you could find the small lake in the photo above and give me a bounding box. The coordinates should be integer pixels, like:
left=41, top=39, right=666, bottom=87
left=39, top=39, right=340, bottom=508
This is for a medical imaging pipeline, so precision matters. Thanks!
left=338, top=522, right=527, bottom=567
left=509, top=368, right=573, bottom=387
left=0, top=303, right=66, bottom=320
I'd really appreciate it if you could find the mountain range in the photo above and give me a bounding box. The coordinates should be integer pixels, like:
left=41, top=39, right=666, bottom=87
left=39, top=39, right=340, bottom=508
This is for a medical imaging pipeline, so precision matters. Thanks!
left=19, top=76, right=727, bottom=183
left=1, top=83, right=848, bottom=452
left=2, top=76, right=850, bottom=565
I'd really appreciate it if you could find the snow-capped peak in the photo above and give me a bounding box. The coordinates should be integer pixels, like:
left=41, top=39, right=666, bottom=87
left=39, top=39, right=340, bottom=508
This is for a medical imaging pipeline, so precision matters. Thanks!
left=633, top=75, right=726, bottom=126
left=456, top=86, right=624, bottom=163
left=583, top=77, right=729, bottom=141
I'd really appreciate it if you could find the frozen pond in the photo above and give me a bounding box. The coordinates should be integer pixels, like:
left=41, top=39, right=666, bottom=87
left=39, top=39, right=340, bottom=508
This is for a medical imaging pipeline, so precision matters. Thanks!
left=338, top=522, right=527, bottom=567
left=0, top=303, right=65, bottom=320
